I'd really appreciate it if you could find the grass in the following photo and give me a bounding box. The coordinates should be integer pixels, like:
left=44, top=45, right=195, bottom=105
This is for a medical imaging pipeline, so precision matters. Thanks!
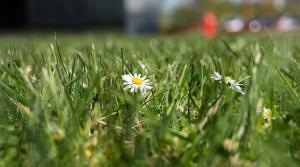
left=0, top=33, right=300, bottom=166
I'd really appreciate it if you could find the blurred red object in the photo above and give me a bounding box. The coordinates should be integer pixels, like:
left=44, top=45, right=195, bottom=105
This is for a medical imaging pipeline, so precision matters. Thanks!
left=202, top=11, right=217, bottom=38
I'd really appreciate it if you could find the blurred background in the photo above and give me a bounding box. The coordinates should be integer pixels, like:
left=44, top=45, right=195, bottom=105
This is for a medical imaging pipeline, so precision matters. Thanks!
left=1, top=0, right=300, bottom=35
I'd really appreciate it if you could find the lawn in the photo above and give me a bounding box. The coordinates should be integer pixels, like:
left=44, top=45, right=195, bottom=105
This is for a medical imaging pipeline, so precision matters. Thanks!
left=0, top=33, right=300, bottom=166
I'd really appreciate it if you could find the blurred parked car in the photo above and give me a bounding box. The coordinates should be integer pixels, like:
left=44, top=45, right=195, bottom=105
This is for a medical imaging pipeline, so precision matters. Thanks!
left=223, top=17, right=245, bottom=33
left=275, top=15, right=299, bottom=32
left=247, top=17, right=273, bottom=32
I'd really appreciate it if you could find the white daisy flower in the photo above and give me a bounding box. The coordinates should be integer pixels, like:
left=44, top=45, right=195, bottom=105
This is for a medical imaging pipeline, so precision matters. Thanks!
left=211, top=71, right=249, bottom=95
left=122, top=73, right=152, bottom=93
left=263, top=121, right=271, bottom=129
left=263, top=107, right=272, bottom=120
left=225, top=76, right=245, bottom=95
left=210, top=71, right=222, bottom=81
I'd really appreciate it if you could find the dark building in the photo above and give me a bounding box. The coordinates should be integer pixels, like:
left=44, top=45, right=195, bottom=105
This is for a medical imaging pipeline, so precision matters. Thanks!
left=0, top=0, right=27, bottom=29
left=0, top=0, right=124, bottom=30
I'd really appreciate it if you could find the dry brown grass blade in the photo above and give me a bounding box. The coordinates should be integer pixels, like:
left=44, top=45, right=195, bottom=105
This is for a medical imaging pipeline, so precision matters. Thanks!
left=199, top=96, right=222, bottom=131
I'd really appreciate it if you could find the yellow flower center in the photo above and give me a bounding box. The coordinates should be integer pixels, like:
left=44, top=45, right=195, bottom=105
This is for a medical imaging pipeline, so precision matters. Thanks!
left=266, top=111, right=272, bottom=117
left=225, top=76, right=233, bottom=82
left=132, top=77, right=143, bottom=85
left=225, top=76, right=234, bottom=85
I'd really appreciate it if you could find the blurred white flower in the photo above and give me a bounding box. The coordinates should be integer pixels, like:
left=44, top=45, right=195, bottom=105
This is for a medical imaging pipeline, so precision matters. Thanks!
left=210, top=71, right=222, bottom=81
left=263, top=121, right=271, bottom=129
left=263, top=107, right=272, bottom=120
left=225, top=76, right=245, bottom=95
left=211, top=71, right=249, bottom=95
left=122, top=73, right=152, bottom=93
left=262, top=107, right=273, bottom=129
